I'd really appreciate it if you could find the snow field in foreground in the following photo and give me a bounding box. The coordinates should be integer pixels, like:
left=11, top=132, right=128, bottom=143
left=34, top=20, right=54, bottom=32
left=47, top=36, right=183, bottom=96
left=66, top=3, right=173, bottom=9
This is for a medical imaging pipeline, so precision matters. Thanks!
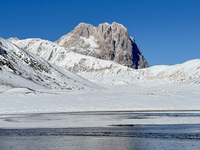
left=0, top=81, right=200, bottom=115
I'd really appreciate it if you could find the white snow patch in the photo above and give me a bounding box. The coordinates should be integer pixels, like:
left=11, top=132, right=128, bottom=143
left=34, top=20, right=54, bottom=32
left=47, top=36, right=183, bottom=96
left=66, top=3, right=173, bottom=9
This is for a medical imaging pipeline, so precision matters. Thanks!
left=80, top=36, right=99, bottom=48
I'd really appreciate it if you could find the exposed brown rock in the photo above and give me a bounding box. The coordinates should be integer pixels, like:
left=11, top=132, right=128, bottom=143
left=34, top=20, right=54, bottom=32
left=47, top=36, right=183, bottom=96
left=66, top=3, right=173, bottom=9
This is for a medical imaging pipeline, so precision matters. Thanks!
left=56, top=22, right=149, bottom=69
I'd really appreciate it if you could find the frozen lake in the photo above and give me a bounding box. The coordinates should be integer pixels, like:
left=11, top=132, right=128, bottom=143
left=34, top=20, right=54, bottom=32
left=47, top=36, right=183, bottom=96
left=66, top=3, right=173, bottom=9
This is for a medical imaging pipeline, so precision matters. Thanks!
left=0, top=112, right=200, bottom=150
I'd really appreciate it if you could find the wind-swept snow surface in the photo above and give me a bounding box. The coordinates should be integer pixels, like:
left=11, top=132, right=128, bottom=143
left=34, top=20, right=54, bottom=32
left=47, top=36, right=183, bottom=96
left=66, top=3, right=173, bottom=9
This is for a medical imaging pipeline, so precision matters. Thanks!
left=0, top=80, right=200, bottom=114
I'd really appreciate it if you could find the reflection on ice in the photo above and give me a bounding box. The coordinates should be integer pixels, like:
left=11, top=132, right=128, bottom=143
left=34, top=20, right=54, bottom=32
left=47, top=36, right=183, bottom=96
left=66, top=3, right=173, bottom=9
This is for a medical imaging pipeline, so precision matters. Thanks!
left=0, top=112, right=200, bottom=128
left=0, top=112, right=200, bottom=150
left=0, top=125, right=200, bottom=150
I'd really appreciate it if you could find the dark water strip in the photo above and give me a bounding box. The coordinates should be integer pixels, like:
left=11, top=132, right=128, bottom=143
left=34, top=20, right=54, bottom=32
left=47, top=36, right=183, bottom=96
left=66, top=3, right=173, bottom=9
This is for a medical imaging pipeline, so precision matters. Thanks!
left=1, top=124, right=200, bottom=140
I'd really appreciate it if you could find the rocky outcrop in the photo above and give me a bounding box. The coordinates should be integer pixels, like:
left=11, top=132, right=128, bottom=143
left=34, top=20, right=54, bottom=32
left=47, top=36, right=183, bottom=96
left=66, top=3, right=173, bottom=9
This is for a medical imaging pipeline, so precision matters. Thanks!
left=56, top=22, right=149, bottom=69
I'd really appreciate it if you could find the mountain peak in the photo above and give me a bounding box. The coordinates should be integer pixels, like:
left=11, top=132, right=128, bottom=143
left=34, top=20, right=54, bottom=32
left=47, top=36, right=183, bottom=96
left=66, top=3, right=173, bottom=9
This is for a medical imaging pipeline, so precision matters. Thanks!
left=7, top=37, right=19, bottom=43
left=56, top=22, right=149, bottom=69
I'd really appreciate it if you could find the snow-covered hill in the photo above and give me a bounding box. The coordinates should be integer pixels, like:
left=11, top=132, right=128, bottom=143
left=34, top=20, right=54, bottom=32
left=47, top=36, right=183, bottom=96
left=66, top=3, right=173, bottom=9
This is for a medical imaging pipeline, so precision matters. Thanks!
left=9, top=38, right=200, bottom=85
left=8, top=38, right=130, bottom=77
left=0, top=37, right=199, bottom=115
left=0, top=37, right=101, bottom=92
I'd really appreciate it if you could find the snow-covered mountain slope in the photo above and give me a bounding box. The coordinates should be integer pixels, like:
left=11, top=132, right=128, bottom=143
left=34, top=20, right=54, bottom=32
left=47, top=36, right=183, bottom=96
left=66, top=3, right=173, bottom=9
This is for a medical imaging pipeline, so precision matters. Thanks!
left=96, top=59, right=200, bottom=85
left=9, top=38, right=200, bottom=85
left=8, top=38, right=131, bottom=75
left=2, top=37, right=200, bottom=115
left=0, top=37, right=101, bottom=91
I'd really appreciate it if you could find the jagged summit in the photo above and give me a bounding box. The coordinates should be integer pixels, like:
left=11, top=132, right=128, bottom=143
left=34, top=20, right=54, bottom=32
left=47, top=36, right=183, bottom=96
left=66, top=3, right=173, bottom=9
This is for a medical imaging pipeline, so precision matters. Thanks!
left=56, top=22, right=149, bottom=69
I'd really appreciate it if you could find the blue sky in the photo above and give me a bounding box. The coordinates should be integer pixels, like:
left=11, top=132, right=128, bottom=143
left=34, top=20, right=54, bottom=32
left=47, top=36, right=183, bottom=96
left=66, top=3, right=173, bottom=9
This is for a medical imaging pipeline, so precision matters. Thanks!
left=1, top=0, right=200, bottom=66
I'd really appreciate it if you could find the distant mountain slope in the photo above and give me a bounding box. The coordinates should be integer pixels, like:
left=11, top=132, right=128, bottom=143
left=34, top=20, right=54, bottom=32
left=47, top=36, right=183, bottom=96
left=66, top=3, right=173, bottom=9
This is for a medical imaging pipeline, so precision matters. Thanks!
left=0, top=37, right=101, bottom=91
left=55, top=22, right=149, bottom=69
left=9, top=38, right=200, bottom=85
left=8, top=38, right=130, bottom=75
left=93, top=59, right=200, bottom=85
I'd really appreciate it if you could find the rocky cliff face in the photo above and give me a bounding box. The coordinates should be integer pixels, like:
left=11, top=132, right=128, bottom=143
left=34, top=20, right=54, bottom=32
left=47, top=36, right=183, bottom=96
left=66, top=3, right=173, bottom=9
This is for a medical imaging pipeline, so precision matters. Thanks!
left=55, top=22, right=149, bottom=69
